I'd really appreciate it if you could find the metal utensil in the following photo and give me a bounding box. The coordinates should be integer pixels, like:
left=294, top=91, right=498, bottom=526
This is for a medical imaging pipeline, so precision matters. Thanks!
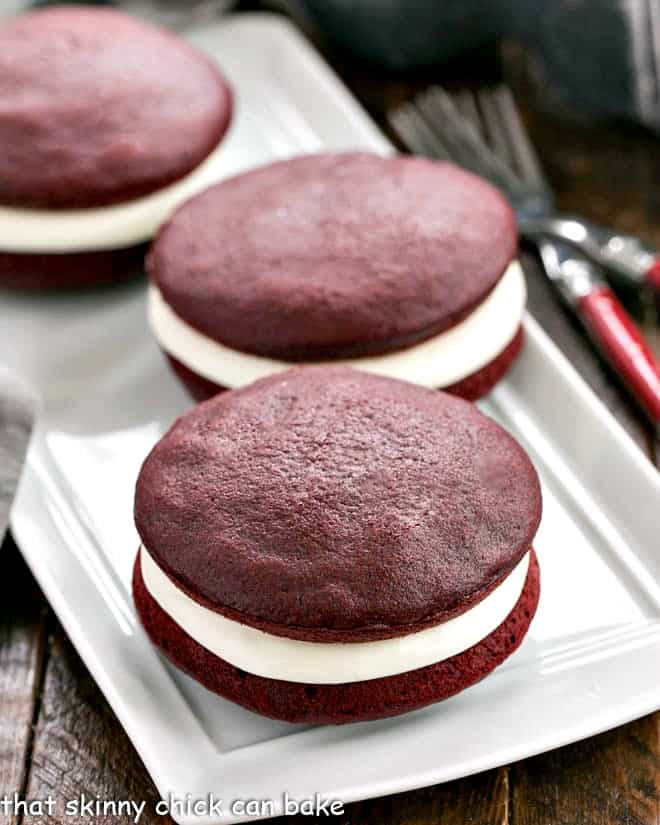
left=0, top=367, right=38, bottom=545
left=389, top=86, right=660, bottom=431
left=390, top=85, right=660, bottom=291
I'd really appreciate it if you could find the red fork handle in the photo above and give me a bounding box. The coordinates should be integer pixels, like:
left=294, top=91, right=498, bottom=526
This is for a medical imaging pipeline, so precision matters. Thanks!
left=645, top=257, right=660, bottom=290
left=577, top=287, right=660, bottom=425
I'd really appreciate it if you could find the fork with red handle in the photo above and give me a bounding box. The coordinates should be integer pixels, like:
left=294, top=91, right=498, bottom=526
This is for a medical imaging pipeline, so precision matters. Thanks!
left=389, top=85, right=660, bottom=434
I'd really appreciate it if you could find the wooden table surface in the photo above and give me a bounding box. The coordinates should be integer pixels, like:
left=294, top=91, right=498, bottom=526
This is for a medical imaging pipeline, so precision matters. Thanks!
left=1, top=6, right=659, bottom=824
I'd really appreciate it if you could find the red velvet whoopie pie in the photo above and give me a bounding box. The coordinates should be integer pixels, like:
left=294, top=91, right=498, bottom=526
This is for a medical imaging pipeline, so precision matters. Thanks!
left=133, top=367, right=542, bottom=724
left=147, top=151, right=525, bottom=402
left=0, top=5, right=232, bottom=289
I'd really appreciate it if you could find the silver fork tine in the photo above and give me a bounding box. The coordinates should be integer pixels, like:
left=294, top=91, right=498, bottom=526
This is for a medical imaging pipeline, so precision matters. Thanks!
left=415, top=87, right=525, bottom=197
left=416, top=87, right=485, bottom=166
left=388, top=104, right=452, bottom=161
left=475, top=87, right=517, bottom=170
left=490, top=85, right=547, bottom=188
left=453, top=89, right=483, bottom=137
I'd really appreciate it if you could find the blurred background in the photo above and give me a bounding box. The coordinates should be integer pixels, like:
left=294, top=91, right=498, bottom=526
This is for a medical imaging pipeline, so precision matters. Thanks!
left=2, top=0, right=659, bottom=438
left=4, top=0, right=657, bottom=279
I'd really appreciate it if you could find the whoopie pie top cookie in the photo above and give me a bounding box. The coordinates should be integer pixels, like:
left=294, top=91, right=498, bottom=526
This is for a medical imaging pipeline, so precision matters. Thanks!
left=134, top=367, right=541, bottom=643
left=0, top=5, right=232, bottom=209
left=147, top=152, right=517, bottom=360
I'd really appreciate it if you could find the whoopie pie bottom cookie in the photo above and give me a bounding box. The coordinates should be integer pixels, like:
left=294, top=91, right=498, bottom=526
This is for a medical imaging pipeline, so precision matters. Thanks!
left=0, top=245, right=148, bottom=290
left=164, top=326, right=525, bottom=403
left=133, top=548, right=539, bottom=725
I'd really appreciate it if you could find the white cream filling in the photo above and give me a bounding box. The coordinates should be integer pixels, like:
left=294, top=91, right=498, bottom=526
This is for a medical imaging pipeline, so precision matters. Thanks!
left=148, top=260, right=525, bottom=389
left=140, top=546, right=530, bottom=684
left=0, top=137, right=233, bottom=254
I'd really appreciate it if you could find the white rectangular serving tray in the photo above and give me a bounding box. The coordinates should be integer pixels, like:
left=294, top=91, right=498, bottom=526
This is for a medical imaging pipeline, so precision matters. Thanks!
left=2, top=13, right=660, bottom=825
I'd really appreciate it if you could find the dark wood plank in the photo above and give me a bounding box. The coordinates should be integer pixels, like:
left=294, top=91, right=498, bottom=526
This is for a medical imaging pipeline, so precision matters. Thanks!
left=0, top=537, right=48, bottom=825
left=272, top=767, right=509, bottom=825
left=343, top=768, right=509, bottom=825
left=511, top=713, right=659, bottom=825
left=21, top=626, right=172, bottom=825
left=503, top=43, right=660, bottom=249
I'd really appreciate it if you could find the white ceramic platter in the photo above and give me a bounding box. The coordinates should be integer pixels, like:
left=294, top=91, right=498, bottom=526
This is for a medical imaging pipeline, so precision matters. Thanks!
left=2, top=13, right=659, bottom=825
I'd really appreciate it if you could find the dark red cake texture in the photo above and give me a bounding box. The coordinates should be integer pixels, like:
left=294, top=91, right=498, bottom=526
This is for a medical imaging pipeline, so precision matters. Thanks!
left=135, top=367, right=541, bottom=642
left=164, top=326, right=525, bottom=403
left=0, top=6, right=232, bottom=210
left=0, top=245, right=148, bottom=291
left=148, top=152, right=517, bottom=361
left=133, top=548, right=540, bottom=724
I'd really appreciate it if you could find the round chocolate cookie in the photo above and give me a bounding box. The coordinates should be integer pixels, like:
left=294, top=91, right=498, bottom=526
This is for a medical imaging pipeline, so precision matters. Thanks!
left=148, top=152, right=517, bottom=360
left=133, top=367, right=542, bottom=723
left=0, top=6, right=232, bottom=209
